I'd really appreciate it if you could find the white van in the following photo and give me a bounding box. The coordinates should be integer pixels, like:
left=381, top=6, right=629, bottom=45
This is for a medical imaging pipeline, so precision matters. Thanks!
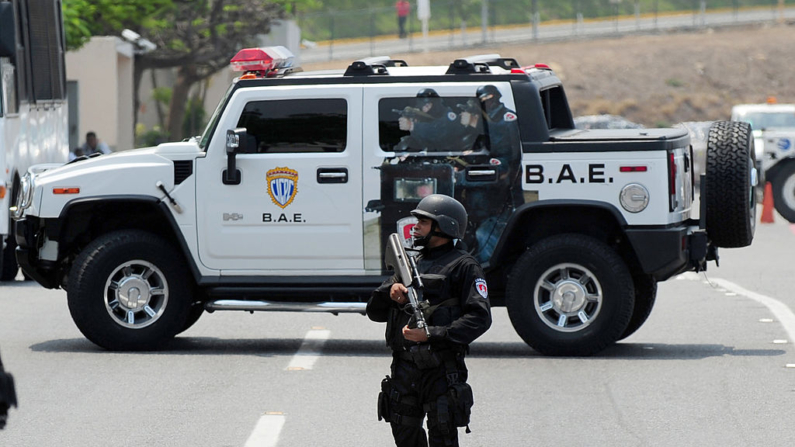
left=0, top=0, right=69, bottom=280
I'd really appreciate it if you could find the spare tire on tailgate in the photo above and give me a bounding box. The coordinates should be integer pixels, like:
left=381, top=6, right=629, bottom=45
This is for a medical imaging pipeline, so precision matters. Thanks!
left=704, top=120, right=756, bottom=248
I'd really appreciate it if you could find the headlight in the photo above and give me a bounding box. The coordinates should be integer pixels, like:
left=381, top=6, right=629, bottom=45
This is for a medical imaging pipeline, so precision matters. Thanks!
left=619, top=183, right=649, bottom=213
left=11, top=174, right=32, bottom=220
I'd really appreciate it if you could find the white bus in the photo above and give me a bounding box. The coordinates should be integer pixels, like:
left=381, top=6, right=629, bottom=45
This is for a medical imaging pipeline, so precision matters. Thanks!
left=0, top=0, right=68, bottom=280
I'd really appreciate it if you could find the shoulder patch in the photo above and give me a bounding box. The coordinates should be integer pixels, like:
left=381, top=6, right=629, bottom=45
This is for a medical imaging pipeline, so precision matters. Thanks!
left=475, top=278, right=488, bottom=299
left=504, top=112, right=517, bottom=122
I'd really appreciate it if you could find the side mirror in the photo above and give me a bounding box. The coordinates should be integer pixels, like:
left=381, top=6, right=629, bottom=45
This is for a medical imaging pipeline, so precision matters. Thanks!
left=223, top=128, right=250, bottom=185
left=0, top=4, right=17, bottom=58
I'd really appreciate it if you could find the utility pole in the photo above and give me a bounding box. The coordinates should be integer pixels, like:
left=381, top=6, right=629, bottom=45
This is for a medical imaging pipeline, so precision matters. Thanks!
left=779, top=0, right=785, bottom=24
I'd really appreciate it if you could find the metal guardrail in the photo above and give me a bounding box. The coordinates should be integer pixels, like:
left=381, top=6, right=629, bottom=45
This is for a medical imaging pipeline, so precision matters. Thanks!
left=297, top=1, right=794, bottom=64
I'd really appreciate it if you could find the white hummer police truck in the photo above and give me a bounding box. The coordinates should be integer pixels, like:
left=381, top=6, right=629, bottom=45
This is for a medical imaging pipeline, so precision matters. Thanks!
left=0, top=0, right=69, bottom=281
left=731, top=102, right=795, bottom=221
left=12, top=48, right=756, bottom=356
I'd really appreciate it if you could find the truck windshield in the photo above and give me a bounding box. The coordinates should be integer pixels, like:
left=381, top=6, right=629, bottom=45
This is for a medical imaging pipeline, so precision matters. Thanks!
left=199, top=84, right=235, bottom=150
left=736, top=111, right=795, bottom=130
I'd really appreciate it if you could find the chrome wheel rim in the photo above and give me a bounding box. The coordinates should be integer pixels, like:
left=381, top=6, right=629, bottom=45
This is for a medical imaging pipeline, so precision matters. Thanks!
left=104, top=260, right=169, bottom=329
left=534, top=263, right=603, bottom=333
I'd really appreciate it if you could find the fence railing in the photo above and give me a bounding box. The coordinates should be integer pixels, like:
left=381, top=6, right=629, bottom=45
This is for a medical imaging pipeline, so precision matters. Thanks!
left=297, top=0, right=791, bottom=63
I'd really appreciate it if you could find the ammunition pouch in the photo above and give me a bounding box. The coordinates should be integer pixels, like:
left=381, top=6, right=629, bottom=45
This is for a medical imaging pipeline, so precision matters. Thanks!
left=424, top=353, right=474, bottom=440
left=377, top=375, right=423, bottom=427
left=398, top=344, right=441, bottom=369
left=447, top=382, right=474, bottom=429
left=377, top=376, right=391, bottom=422
left=425, top=382, right=474, bottom=437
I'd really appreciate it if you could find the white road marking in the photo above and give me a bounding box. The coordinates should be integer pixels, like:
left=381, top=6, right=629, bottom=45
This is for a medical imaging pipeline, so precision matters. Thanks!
left=710, top=277, right=795, bottom=344
left=244, top=413, right=285, bottom=447
left=286, top=328, right=330, bottom=371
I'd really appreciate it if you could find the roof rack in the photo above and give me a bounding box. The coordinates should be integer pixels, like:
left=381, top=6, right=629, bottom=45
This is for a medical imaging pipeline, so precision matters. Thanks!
left=358, top=56, right=408, bottom=67
left=445, top=53, right=521, bottom=74
left=344, top=56, right=408, bottom=76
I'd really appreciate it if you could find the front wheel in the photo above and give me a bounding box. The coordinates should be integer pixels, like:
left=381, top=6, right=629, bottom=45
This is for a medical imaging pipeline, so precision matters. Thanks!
left=771, top=162, right=795, bottom=223
left=68, top=230, right=193, bottom=351
left=506, top=234, right=635, bottom=356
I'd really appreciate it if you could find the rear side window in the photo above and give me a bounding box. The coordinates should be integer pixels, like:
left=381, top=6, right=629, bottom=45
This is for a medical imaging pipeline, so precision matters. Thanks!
left=237, top=98, right=347, bottom=153
left=539, top=86, right=570, bottom=130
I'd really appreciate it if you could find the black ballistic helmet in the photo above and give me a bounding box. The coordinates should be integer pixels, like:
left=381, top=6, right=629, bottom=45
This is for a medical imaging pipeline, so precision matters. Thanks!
left=411, top=194, right=468, bottom=239
left=476, top=84, right=501, bottom=102
left=417, top=88, right=440, bottom=99
left=416, top=88, right=441, bottom=105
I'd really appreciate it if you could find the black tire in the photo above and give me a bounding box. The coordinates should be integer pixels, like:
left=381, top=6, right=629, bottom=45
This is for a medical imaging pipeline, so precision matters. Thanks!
left=1, top=233, right=19, bottom=281
left=704, top=120, right=756, bottom=248
left=618, top=275, right=657, bottom=341
left=771, top=161, right=795, bottom=223
left=178, top=303, right=205, bottom=335
left=67, top=230, right=193, bottom=351
left=1, top=180, right=20, bottom=281
left=505, top=234, right=635, bottom=356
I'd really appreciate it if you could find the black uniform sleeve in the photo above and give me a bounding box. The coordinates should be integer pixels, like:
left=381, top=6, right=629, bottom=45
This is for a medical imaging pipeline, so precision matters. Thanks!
left=366, top=275, right=398, bottom=323
left=428, top=259, right=492, bottom=346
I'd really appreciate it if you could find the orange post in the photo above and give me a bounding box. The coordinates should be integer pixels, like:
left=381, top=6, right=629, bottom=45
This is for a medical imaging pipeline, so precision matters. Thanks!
left=761, top=181, right=775, bottom=224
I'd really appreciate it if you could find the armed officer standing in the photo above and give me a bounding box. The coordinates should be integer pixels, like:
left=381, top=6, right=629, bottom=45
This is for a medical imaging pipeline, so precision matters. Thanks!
left=367, top=194, right=492, bottom=447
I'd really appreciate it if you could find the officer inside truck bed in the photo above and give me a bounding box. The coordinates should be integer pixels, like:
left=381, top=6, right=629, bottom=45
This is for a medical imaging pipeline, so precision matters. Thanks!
left=367, top=194, right=492, bottom=447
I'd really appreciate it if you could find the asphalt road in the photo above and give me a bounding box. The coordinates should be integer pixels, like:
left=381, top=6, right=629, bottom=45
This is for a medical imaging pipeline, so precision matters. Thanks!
left=1, top=208, right=794, bottom=446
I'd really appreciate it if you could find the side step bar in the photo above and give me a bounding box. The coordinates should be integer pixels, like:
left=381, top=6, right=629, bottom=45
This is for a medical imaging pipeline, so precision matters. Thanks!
left=205, top=300, right=367, bottom=315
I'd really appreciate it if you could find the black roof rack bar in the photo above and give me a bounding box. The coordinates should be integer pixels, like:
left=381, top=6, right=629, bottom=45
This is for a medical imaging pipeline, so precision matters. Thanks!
left=445, top=59, right=491, bottom=75
left=343, top=56, right=408, bottom=76
left=463, top=53, right=521, bottom=70
left=344, top=61, right=388, bottom=76
left=358, top=56, right=408, bottom=67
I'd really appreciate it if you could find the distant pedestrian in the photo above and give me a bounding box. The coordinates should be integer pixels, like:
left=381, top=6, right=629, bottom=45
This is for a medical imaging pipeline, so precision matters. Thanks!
left=396, top=0, right=411, bottom=38
left=70, top=131, right=111, bottom=161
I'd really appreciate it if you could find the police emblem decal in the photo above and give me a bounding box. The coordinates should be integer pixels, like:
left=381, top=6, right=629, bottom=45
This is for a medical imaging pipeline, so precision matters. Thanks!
left=397, top=216, right=418, bottom=248
left=475, top=278, right=488, bottom=299
left=266, top=167, right=299, bottom=209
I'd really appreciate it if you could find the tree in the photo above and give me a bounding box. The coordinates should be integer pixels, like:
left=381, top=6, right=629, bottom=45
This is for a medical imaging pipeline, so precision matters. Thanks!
left=62, top=0, right=172, bottom=51
left=134, top=0, right=292, bottom=141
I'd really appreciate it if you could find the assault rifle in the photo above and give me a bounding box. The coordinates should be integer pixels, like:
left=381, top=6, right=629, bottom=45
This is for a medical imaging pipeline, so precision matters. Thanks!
left=384, top=233, right=431, bottom=339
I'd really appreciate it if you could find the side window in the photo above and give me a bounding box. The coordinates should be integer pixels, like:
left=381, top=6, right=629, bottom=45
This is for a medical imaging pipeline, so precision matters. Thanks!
left=378, top=94, right=488, bottom=154
left=237, top=98, right=347, bottom=153
left=539, top=86, right=569, bottom=130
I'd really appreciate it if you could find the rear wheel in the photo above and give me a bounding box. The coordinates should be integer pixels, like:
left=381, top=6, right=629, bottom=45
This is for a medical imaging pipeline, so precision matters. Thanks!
left=704, top=120, right=756, bottom=248
left=618, top=275, right=657, bottom=341
left=506, top=234, right=635, bottom=356
left=771, top=161, right=795, bottom=223
left=68, top=230, right=193, bottom=351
